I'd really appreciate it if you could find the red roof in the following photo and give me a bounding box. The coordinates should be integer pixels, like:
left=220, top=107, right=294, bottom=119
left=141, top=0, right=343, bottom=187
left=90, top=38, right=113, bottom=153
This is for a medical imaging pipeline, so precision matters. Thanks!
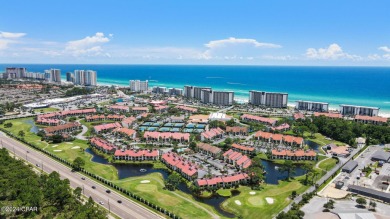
left=355, top=115, right=387, bottom=123
left=144, top=132, right=190, bottom=141
left=272, top=149, right=316, bottom=157
left=293, top=113, right=305, bottom=120
left=109, top=105, right=129, bottom=111
left=240, top=114, right=276, bottom=125
left=122, top=116, right=136, bottom=124
left=161, top=152, right=197, bottom=176
left=232, top=143, right=255, bottom=152
left=314, top=112, right=342, bottom=118
left=271, top=123, right=290, bottom=131
left=114, top=127, right=136, bottom=136
left=94, top=122, right=122, bottom=132
left=175, top=105, right=198, bottom=112
left=90, top=137, right=116, bottom=151
left=201, top=127, right=225, bottom=139
left=114, top=149, right=159, bottom=157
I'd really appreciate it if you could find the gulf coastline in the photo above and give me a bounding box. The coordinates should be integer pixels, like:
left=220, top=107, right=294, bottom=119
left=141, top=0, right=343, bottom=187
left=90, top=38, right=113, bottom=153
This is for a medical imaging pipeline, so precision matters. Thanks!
left=1, top=64, right=390, bottom=116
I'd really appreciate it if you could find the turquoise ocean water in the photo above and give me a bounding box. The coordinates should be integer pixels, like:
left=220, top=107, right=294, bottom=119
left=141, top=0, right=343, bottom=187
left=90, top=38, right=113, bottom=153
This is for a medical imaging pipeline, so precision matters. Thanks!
left=1, top=64, right=389, bottom=114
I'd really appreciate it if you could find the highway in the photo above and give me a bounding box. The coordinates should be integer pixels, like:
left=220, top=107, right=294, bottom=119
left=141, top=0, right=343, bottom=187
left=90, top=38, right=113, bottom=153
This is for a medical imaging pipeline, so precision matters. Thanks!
left=0, top=131, right=164, bottom=219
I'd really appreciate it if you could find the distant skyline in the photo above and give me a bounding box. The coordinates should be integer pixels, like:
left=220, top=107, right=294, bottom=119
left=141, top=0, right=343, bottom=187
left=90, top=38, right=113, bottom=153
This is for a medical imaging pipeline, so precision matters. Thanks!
left=1, top=0, right=390, bottom=66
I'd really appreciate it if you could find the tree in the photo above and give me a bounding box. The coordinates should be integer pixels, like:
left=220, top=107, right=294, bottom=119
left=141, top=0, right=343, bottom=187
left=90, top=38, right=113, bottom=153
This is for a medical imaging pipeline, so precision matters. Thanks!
left=369, top=200, right=376, bottom=211
left=247, top=166, right=265, bottom=187
left=308, top=124, right=318, bottom=137
left=279, top=160, right=295, bottom=180
left=165, top=173, right=182, bottom=191
left=302, top=163, right=314, bottom=185
left=4, top=122, right=13, bottom=128
left=356, top=197, right=367, bottom=208
left=189, top=141, right=197, bottom=151
left=18, top=130, right=25, bottom=138
left=290, top=191, right=297, bottom=199
left=51, top=134, right=64, bottom=143
left=74, top=187, right=82, bottom=200
left=226, top=119, right=236, bottom=127
left=73, top=157, right=85, bottom=170
left=323, top=199, right=335, bottom=209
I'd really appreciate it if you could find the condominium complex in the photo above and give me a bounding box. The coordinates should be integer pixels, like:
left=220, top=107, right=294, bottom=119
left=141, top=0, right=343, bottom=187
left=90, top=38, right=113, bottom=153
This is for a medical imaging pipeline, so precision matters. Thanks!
left=249, top=90, right=288, bottom=108
left=73, top=70, right=97, bottom=86
left=152, top=86, right=167, bottom=94
left=184, top=85, right=211, bottom=100
left=129, top=80, right=149, bottom=92
left=339, top=105, right=379, bottom=116
left=44, top=69, right=61, bottom=83
left=3, top=67, right=27, bottom=79
left=296, top=100, right=329, bottom=112
left=66, top=72, right=75, bottom=83
left=201, top=89, right=234, bottom=106
left=168, top=88, right=183, bottom=96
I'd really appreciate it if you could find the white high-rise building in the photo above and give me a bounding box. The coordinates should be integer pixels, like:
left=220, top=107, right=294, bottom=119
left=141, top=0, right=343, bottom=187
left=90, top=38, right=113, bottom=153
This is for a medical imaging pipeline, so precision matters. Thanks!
left=44, top=69, right=61, bottom=83
left=5, top=67, right=27, bottom=79
left=201, top=89, right=234, bottom=106
left=249, top=91, right=288, bottom=108
left=339, top=105, right=379, bottom=116
left=85, top=70, right=97, bottom=86
left=129, top=80, right=148, bottom=92
left=296, top=100, right=329, bottom=112
left=74, top=70, right=85, bottom=85
left=44, top=70, right=52, bottom=82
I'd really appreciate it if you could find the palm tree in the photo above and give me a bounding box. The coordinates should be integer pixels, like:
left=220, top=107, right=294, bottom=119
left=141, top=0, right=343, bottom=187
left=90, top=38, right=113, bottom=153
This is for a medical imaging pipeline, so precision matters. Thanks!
left=302, top=163, right=314, bottom=185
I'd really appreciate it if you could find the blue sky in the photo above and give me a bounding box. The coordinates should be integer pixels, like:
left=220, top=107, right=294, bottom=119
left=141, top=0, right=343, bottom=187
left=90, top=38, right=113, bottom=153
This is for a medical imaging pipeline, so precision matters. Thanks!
left=1, top=0, right=390, bottom=65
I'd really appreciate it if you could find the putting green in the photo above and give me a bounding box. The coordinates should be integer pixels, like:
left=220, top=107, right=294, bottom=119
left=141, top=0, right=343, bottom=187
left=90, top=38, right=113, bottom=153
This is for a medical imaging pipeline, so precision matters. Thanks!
left=247, top=196, right=264, bottom=207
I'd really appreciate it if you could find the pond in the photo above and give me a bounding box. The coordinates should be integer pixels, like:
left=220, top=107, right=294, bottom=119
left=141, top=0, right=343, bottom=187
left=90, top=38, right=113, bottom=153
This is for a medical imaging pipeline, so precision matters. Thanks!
left=85, top=148, right=236, bottom=217
left=261, top=160, right=306, bottom=184
left=305, top=140, right=320, bottom=152
left=24, top=119, right=40, bottom=134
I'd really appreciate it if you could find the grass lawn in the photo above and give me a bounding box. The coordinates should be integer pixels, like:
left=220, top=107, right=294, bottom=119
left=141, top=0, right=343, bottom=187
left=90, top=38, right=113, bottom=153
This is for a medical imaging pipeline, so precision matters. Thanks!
left=217, top=189, right=232, bottom=197
left=318, top=158, right=338, bottom=171
left=1, top=118, right=118, bottom=180
left=221, top=179, right=308, bottom=219
left=113, top=172, right=223, bottom=219
left=304, top=132, right=345, bottom=146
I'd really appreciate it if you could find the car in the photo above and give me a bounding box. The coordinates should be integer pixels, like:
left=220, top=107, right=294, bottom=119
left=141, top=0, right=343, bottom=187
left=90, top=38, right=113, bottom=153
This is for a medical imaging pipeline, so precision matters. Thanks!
left=36, top=164, right=40, bottom=167
left=81, top=177, right=85, bottom=180
left=92, top=186, right=96, bottom=189
left=26, top=151, right=29, bottom=153
left=117, top=200, right=122, bottom=204
left=106, top=189, right=111, bottom=193
left=99, top=201, right=104, bottom=205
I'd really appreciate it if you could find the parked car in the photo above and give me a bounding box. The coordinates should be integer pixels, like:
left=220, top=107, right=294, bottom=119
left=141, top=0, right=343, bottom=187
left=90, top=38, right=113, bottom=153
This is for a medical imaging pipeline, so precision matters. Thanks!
left=81, top=177, right=85, bottom=180
left=117, top=200, right=122, bottom=204
left=106, top=189, right=111, bottom=193
left=92, top=186, right=96, bottom=189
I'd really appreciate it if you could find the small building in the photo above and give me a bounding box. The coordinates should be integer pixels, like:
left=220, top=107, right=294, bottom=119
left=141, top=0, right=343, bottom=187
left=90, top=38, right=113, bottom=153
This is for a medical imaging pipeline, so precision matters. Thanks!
left=335, top=181, right=344, bottom=189
left=121, top=116, right=137, bottom=128
left=342, top=160, right=358, bottom=173
left=201, top=127, right=225, bottom=141
left=196, top=142, right=222, bottom=158
left=348, top=185, right=390, bottom=203
left=371, top=150, right=390, bottom=163
left=231, top=143, right=255, bottom=154
left=108, top=104, right=130, bottom=113
left=226, top=126, right=248, bottom=136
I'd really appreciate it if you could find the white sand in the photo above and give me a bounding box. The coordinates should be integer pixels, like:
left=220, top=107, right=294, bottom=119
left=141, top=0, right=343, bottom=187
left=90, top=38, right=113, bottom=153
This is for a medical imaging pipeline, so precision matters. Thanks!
left=235, top=200, right=242, bottom=206
left=140, top=180, right=150, bottom=184
left=53, top=150, right=62, bottom=152
left=71, top=146, right=80, bottom=149
left=249, top=191, right=256, bottom=195
left=265, top=197, right=274, bottom=204
left=52, top=145, right=58, bottom=147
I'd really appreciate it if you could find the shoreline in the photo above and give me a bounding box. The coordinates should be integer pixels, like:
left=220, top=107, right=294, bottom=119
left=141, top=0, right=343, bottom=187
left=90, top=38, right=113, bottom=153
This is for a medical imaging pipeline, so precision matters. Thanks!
left=96, top=81, right=390, bottom=118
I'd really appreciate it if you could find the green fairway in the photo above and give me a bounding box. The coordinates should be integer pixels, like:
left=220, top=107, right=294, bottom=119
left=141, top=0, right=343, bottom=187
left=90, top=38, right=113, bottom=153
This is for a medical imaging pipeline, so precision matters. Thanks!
left=304, top=132, right=346, bottom=146
left=113, top=173, right=223, bottom=219
left=1, top=118, right=118, bottom=180
left=220, top=180, right=308, bottom=219
left=318, top=158, right=338, bottom=171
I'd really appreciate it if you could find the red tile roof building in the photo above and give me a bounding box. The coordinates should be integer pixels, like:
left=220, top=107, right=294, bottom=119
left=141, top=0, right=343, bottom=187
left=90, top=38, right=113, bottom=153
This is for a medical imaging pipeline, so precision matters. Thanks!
left=121, top=116, right=137, bottom=128
left=38, top=108, right=97, bottom=120
left=254, top=131, right=304, bottom=147
left=154, top=105, right=169, bottom=113
left=93, top=122, right=122, bottom=133
left=114, top=149, right=160, bottom=161
left=201, top=127, right=225, bottom=141
left=161, top=152, right=198, bottom=180
left=113, top=127, right=137, bottom=139
left=90, top=137, right=117, bottom=154
left=196, top=143, right=222, bottom=158
left=231, top=143, right=255, bottom=154
left=313, top=112, right=342, bottom=119
left=36, top=118, right=62, bottom=126
left=85, top=114, right=105, bottom=122
left=143, top=131, right=190, bottom=142
left=108, top=105, right=130, bottom=113
left=271, top=149, right=317, bottom=160
left=175, top=105, right=198, bottom=113
left=271, top=123, right=290, bottom=131
left=226, top=126, right=249, bottom=136
left=293, top=113, right=305, bottom=120
left=354, top=115, right=388, bottom=125
left=43, top=122, right=81, bottom=135
left=195, top=173, right=249, bottom=189
left=240, top=114, right=277, bottom=126
left=222, top=149, right=252, bottom=169
left=107, top=114, right=125, bottom=121
left=132, top=107, right=149, bottom=114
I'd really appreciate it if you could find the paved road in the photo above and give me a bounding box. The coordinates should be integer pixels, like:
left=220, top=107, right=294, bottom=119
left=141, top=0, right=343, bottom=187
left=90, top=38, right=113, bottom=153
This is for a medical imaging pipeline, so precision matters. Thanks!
left=76, top=123, right=88, bottom=140
left=0, top=131, right=164, bottom=219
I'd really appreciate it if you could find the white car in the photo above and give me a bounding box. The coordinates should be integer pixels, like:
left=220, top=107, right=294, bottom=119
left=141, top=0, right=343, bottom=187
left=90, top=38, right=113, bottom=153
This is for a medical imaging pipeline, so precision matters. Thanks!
left=99, top=201, right=104, bottom=205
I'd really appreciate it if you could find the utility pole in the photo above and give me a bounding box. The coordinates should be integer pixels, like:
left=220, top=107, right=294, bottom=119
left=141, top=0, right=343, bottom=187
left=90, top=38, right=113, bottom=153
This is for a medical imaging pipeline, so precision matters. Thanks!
left=108, top=199, right=110, bottom=213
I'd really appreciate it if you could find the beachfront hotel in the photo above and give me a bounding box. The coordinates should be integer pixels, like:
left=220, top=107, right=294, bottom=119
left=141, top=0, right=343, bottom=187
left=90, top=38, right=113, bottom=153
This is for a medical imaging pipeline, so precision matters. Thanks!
left=44, top=69, right=61, bottom=83
left=200, top=89, right=234, bottom=106
left=295, top=100, right=329, bottom=112
left=129, top=80, right=149, bottom=92
left=249, top=90, right=288, bottom=108
left=168, top=88, right=183, bottom=96
left=152, top=86, right=167, bottom=94
left=3, top=67, right=27, bottom=79
left=73, top=70, right=97, bottom=86
left=339, top=104, right=379, bottom=116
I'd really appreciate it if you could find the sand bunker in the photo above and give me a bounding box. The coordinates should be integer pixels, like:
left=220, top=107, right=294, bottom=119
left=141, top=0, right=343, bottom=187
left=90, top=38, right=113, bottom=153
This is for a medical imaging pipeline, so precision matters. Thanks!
left=53, top=150, right=62, bottom=152
left=265, top=197, right=274, bottom=204
left=249, top=191, right=256, bottom=195
left=71, top=146, right=80, bottom=149
left=140, top=180, right=150, bottom=184
left=52, top=145, right=58, bottom=147
left=235, top=200, right=242, bottom=206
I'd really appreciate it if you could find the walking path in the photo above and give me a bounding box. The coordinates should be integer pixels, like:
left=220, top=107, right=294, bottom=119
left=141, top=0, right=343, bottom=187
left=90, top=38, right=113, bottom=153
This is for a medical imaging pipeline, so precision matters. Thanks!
left=75, top=120, right=88, bottom=140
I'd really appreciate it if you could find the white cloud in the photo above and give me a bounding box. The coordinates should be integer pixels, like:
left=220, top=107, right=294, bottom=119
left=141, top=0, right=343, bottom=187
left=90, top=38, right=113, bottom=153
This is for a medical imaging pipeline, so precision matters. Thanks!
left=0, top=31, right=26, bottom=50
left=306, top=43, right=361, bottom=60
left=0, top=31, right=26, bottom=38
left=65, top=32, right=111, bottom=56
left=378, top=46, right=390, bottom=53
left=205, top=37, right=281, bottom=49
